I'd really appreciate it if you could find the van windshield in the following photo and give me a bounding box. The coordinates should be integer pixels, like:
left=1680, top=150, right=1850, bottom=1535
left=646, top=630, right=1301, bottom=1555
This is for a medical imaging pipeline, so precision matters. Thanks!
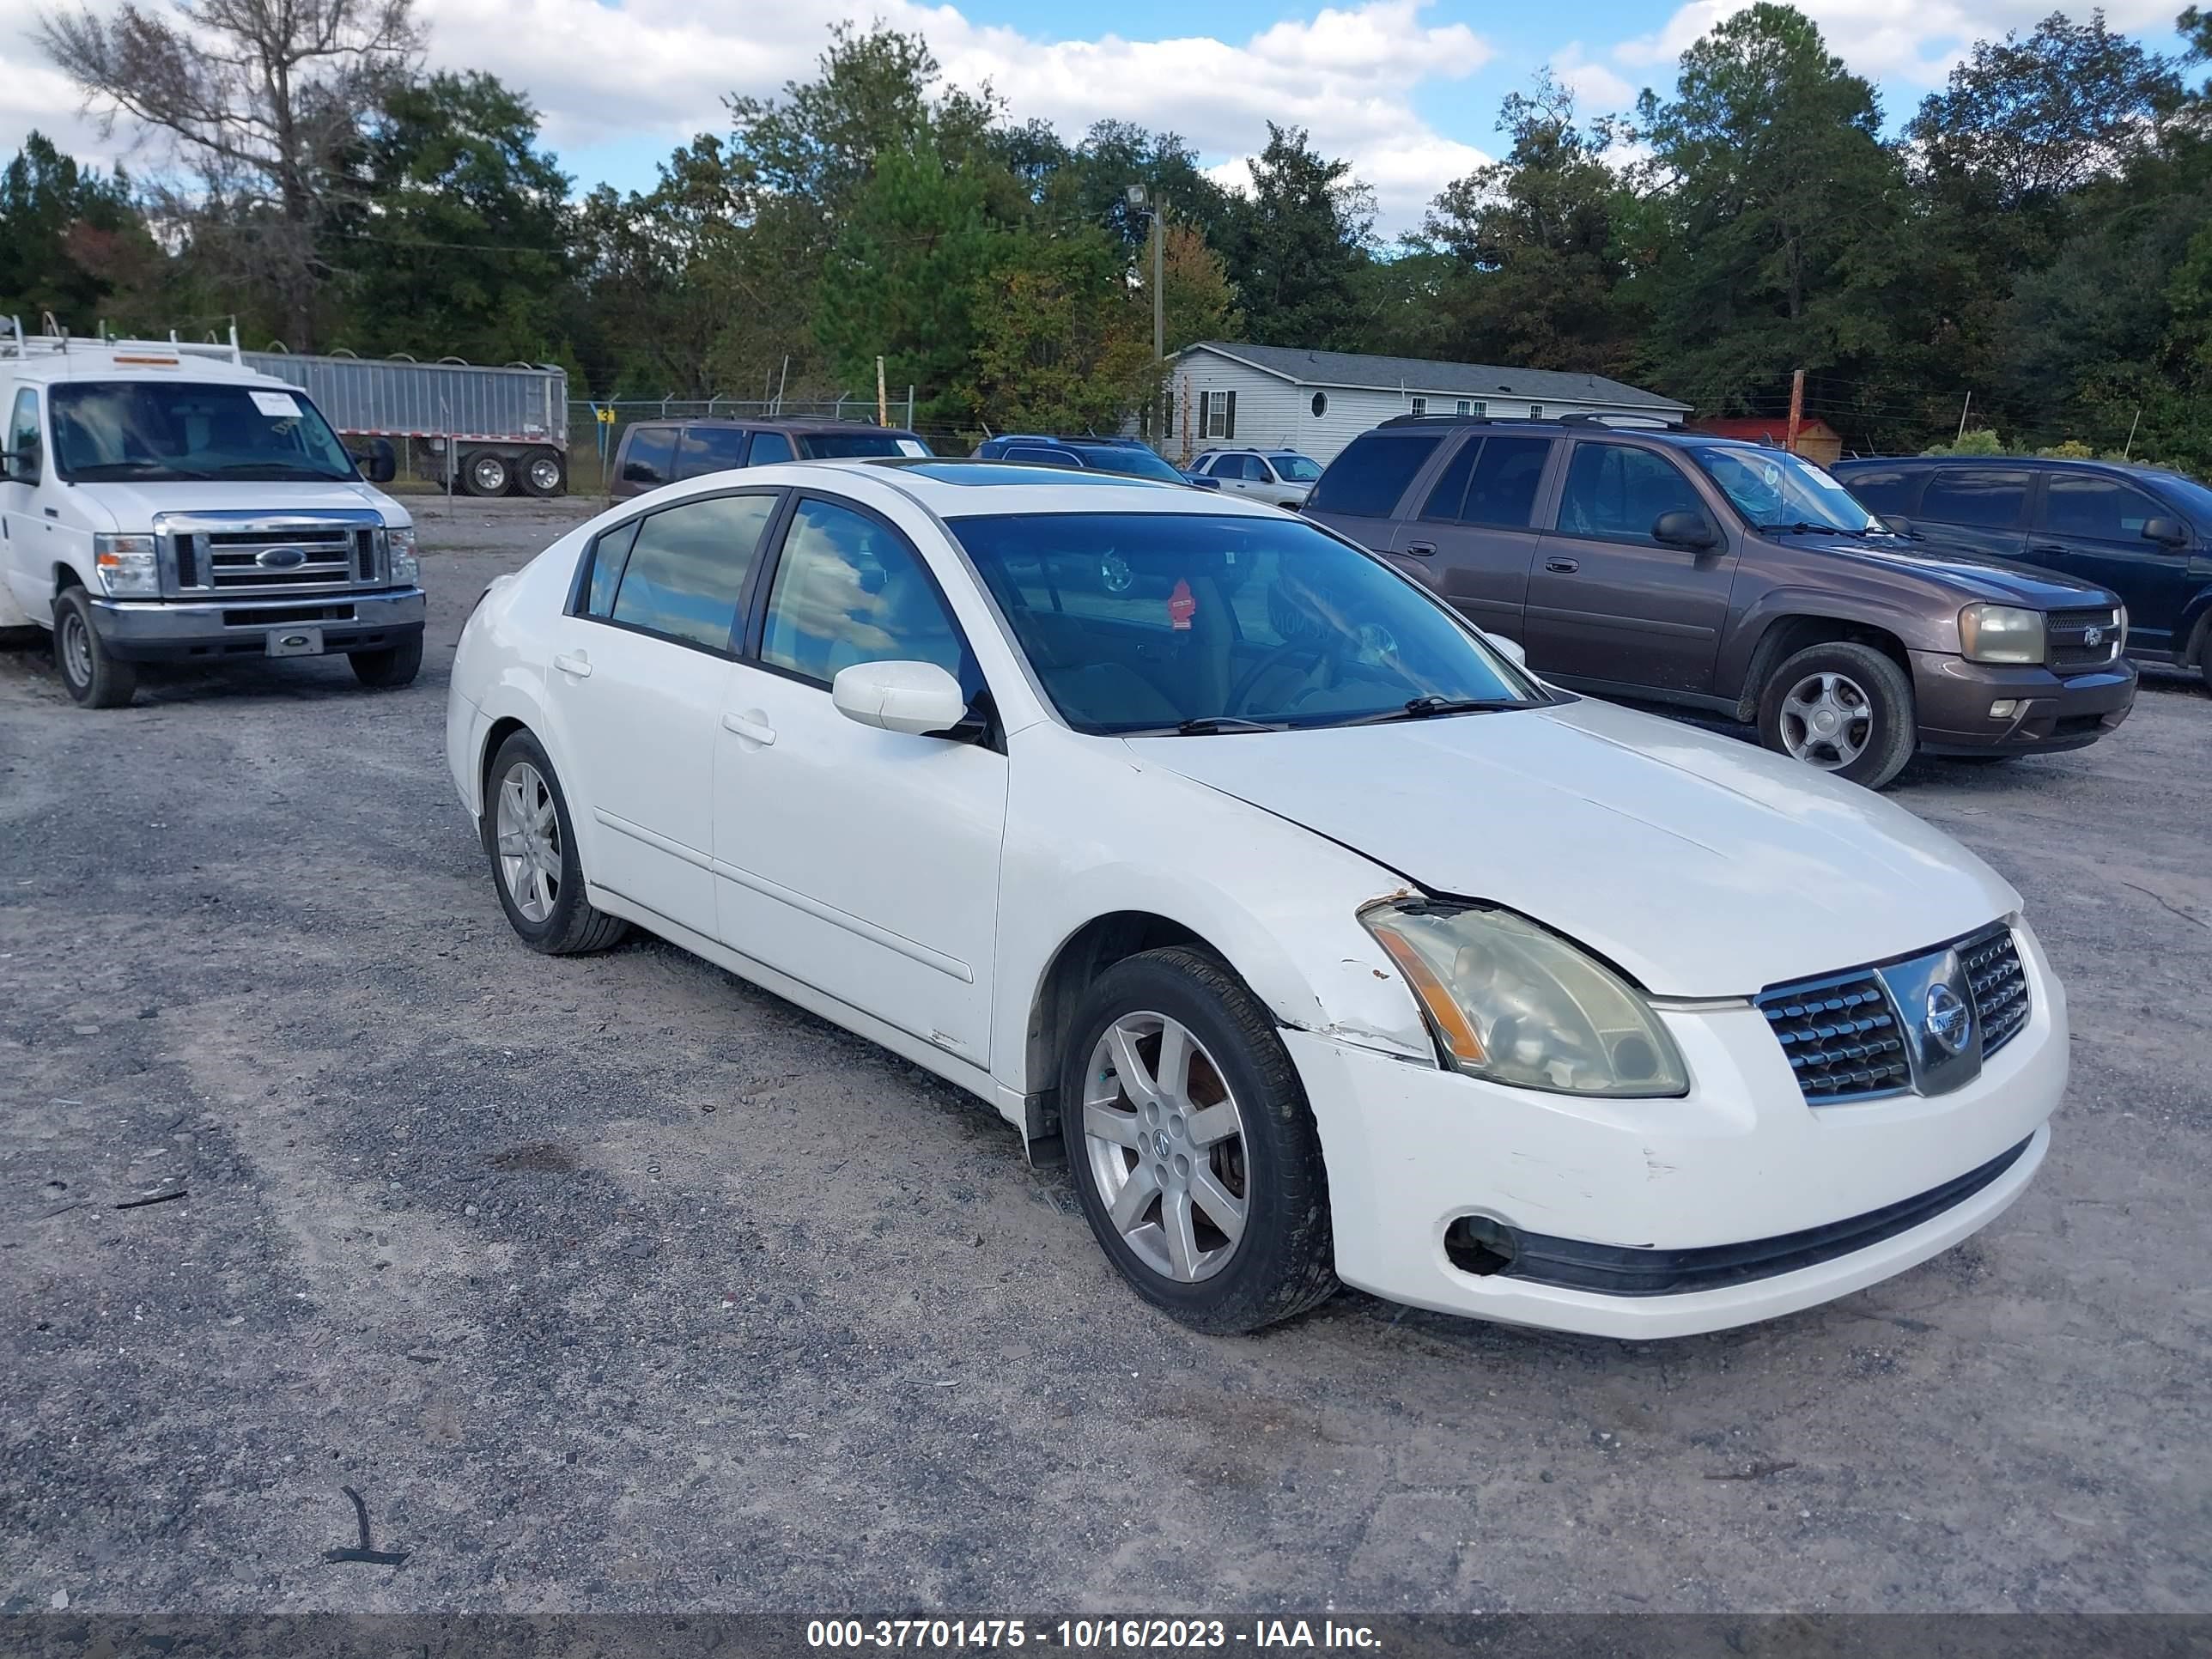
left=1691, top=446, right=1883, bottom=535
left=49, top=380, right=359, bottom=483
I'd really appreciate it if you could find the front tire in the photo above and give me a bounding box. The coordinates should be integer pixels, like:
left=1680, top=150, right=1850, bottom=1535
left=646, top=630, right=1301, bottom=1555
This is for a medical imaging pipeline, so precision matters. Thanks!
left=349, top=632, right=423, bottom=689
left=1756, top=641, right=1917, bottom=789
left=53, top=588, right=136, bottom=708
left=1060, top=946, right=1336, bottom=1334
left=482, top=732, right=629, bottom=955
left=461, top=450, right=511, bottom=497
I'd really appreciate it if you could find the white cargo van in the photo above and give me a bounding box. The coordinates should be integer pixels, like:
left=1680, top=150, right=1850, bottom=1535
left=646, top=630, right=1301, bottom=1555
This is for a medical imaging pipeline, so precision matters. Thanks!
left=0, top=321, right=425, bottom=707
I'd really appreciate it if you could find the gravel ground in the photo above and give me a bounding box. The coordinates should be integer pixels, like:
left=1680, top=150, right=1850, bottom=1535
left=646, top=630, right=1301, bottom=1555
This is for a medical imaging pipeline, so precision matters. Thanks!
left=1, top=496, right=2206, bottom=1615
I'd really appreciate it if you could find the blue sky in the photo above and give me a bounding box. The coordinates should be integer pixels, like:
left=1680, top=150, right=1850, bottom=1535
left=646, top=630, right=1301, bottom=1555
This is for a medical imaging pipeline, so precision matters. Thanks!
left=2, top=0, right=2199, bottom=236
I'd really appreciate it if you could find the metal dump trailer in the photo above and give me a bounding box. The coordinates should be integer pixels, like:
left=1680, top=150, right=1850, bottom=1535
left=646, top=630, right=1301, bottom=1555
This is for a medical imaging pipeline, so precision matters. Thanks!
left=237, top=351, right=571, bottom=497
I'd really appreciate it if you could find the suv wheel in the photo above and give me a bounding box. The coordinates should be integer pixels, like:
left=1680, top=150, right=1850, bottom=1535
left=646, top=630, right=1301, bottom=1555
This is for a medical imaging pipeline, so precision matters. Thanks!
left=1756, top=641, right=1917, bottom=789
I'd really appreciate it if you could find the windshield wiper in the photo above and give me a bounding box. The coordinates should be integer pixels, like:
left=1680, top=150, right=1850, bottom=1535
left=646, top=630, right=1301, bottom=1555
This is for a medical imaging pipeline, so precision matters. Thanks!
left=1340, top=696, right=1521, bottom=726
left=1118, top=715, right=1290, bottom=736
left=67, top=461, right=214, bottom=480
left=1761, top=520, right=1871, bottom=538
left=210, top=463, right=350, bottom=479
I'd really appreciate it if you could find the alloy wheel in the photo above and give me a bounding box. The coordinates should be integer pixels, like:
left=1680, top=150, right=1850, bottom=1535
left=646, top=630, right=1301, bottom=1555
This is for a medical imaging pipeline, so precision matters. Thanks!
left=1082, top=1012, right=1250, bottom=1283
left=495, top=761, right=562, bottom=922
left=1778, top=671, right=1874, bottom=770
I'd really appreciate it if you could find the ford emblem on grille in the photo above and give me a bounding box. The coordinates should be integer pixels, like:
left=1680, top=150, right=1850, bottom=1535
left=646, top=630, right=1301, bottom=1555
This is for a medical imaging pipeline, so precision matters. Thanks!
left=1924, top=983, right=1973, bottom=1055
left=2082, top=625, right=2104, bottom=647
left=257, top=546, right=309, bottom=569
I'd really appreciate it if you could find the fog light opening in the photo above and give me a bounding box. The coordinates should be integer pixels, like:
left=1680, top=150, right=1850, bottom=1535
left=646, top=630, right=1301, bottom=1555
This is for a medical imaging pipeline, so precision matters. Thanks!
left=1988, top=699, right=2020, bottom=720
left=1444, top=1214, right=1521, bottom=1278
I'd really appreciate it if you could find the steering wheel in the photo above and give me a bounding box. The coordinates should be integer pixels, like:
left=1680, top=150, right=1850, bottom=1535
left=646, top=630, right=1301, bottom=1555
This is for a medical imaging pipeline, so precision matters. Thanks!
left=1224, top=637, right=1342, bottom=716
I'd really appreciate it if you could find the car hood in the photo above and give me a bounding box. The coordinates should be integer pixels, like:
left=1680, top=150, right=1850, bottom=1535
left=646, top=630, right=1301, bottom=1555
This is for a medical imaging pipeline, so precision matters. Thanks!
left=1786, top=532, right=2117, bottom=607
left=69, top=478, right=407, bottom=531
left=1128, top=696, right=2019, bottom=999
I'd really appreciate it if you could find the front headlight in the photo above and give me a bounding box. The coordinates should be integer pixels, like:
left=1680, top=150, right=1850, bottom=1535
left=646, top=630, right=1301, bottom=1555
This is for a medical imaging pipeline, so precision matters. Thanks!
left=94, top=532, right=160, bottom=597
left=1361, top=902, right=1689, bottom=1097
left=386, top=526, right=419, bottom=583
left=1959, top=603, right=2045, bottom=665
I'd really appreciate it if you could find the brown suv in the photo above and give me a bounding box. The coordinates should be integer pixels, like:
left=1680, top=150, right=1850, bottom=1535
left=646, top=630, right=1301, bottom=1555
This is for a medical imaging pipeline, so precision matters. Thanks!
left=1304, top=415, right=2137, bottom=787
left=608, top=419, right=929, bottom=499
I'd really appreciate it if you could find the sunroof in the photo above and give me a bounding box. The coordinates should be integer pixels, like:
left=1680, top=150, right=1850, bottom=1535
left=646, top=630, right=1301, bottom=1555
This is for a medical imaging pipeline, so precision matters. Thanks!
left=893, top=461, right=1152, bottom=488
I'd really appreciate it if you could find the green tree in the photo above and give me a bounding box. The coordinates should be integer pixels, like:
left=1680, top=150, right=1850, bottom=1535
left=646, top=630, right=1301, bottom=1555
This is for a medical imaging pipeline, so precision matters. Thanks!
left=0, top=132, right=160, bottom=330
left=332, top=73, right=573, bottom=362
left=1220, top=124, right=1375, bottom=349
left=1155, top=222, right=1243, bottom=352
left=1631, top=3, right=1911, bottom=412
left=962, top=228, right=1152, bottom=431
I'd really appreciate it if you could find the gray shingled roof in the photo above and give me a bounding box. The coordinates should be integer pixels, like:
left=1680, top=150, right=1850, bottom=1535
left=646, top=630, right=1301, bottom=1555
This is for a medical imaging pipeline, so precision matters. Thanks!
left=1182, top=342, right=1689, bottom=411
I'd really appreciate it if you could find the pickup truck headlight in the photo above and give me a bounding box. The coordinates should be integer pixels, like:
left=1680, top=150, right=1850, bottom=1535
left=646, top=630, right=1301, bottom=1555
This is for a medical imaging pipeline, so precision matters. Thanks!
left=386, top=526, right=419, bottom=584
left=1959, top=603, right=2045, bottom=665
left=94, top=533, right=160, bottom=597
left=1360, top=901, right=1689, bottom=1097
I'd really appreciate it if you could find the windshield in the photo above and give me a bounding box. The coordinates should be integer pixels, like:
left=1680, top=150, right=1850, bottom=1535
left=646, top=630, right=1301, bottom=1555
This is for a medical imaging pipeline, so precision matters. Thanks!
left=1691, top=446, right=1881, bottom=534
left=2148, top=471, right=2212, bottom=526
left=801, top=430, right=931, bottom=459
left=1272, top=455, right=1322, bottom=483
left=49, top=380, right=358, bottom=483
left=949, top=512, right=1542, bottom=734
left=1069, top=444, right=1188, bottom=484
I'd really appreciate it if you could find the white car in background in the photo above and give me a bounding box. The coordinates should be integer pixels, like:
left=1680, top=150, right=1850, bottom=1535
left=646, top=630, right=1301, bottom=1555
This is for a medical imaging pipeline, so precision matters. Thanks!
left=446, top=457, right=2064, bottom=1337
left=1188, top=448, right=1323, bottom=509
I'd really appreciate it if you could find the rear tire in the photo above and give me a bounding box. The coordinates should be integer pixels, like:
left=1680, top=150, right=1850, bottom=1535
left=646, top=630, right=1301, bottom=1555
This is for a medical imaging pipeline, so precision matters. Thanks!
left=1756, top=641, right=1917, bottom=789
left=521, top=449, right=565, bottom=498
left=349, top=632, right=423, bottom=689
left=1059, top=946, right=1336, bottom=1334
left=52, top=588, right=136, bottom=708
left=460, top=450, right=511, bottom=497
left=483, top=731, right=629, bottom=955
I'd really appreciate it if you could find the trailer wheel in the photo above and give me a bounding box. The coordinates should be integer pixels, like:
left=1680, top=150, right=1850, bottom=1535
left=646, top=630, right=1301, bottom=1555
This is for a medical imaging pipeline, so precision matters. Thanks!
left=521, top=449, right=565, bottom=498
left=461, top=451, right=511, bottom=497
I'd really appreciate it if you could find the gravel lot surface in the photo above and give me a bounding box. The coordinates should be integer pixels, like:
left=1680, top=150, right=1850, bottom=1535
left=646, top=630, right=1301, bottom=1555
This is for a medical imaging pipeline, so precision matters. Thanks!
left=2, top=496, right=2206, bottom=1615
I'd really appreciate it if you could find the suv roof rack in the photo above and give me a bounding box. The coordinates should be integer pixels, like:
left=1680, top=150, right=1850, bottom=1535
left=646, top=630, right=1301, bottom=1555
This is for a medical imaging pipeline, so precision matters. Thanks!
left=1555, top=411, right=1677, bottom=428
left=1377, top=413, right=1498, bottom=428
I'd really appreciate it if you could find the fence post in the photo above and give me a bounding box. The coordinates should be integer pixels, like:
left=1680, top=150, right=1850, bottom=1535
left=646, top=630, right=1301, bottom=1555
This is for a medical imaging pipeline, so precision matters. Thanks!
left=906, top=386, right=915, bottom=430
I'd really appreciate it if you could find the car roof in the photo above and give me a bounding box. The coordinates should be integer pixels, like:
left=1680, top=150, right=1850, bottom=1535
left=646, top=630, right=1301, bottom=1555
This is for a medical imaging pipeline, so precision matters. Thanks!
left=1356, top=415, right=1726, bottom=450
left=1831, top=453, right=2176, bottom=480
left=653, top=456, right=1290, bottom=520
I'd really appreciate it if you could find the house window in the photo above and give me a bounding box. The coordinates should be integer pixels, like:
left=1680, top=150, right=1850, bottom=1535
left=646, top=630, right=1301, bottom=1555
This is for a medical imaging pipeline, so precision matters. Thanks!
left=1455, top=399, right=1472, bottom=416
left=1528, top=404, right=1544, bottom=419
left=1410, top=397, right=1428, bottom=417
left=1203, top=390, right=1235, bottom=439
left=1310, top=392, right=1328, bottom=417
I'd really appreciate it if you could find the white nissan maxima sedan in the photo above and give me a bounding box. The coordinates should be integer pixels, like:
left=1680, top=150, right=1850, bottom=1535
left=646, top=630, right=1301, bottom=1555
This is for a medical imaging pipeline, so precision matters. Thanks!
left=446, top=458, right=2064, bottom=1337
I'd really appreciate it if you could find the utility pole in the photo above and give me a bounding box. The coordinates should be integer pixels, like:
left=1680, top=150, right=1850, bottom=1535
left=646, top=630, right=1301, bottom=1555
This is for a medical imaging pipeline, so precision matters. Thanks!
left=1131, top=183, right=1166, bottom=445
left=876, top=356, right=888, bottom=427
left=1785, top=368, right=1805, bottom=455
left=1956, top=389, right=1972, bottom=442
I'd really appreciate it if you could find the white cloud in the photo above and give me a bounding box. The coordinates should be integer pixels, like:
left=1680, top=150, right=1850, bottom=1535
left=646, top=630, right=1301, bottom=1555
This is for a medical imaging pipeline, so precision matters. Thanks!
left=1551, top=42, right=1637, bottom=115
left=0, top=0, right=1494, bottom=232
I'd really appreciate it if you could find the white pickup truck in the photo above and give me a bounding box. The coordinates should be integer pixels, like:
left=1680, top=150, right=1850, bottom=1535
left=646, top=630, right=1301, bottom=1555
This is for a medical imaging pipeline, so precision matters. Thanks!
left=0, top=323, right=424, bottom=708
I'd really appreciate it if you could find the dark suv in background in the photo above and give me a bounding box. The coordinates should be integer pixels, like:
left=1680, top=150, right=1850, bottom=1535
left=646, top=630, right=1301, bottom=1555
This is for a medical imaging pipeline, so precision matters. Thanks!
left=609, top=419, right=928, bottom=499
left=1833, top=454, right=2212, bottom=691
left=1304, top=415, right=2136, bottom=788
left=970, top=433, right=1219, bottom=489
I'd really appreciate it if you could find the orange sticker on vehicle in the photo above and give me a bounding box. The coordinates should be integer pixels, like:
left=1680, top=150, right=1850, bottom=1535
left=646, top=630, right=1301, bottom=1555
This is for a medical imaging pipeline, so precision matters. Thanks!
left=1168, top=579, right=1196, bottom=630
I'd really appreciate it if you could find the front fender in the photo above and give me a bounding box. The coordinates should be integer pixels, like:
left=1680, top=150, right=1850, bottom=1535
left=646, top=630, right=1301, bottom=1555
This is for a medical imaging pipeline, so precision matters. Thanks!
left=1723, top=586, right=1943, bottom=704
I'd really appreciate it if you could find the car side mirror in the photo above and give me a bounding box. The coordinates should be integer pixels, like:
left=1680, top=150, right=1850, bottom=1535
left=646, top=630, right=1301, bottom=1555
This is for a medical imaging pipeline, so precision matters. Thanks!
left=1653, top=509, right=1720, bottom=550
left=1482, top=630, right=1528, bottom=667
left=1881, top=514, right=1917, bottom=538
left=832, top=660, right=971, bottom=738
left=1186, top=474, right=1222, bottom=490
left=1, top=447, right=32, bottom=481
left=2142, top=515, right=2189, bottom=549
left=360, top=437, right=398, bottom=485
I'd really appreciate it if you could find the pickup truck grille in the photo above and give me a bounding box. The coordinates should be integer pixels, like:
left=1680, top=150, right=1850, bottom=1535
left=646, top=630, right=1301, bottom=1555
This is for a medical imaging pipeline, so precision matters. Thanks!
left=1757, top=923, right=2032, bottom=1104
left=2046, top=606, right=2124, bottom=671
left=1754, top=971, right=1911, bottom=1103
left=155, top=512, right=387, bottom=599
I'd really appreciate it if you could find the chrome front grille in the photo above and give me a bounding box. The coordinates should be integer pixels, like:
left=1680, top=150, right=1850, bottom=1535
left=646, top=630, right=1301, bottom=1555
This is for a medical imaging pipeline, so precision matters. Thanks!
left=1755, top=971, right=1911, bottom=1103
left=155, top=510, right=387, bottom=600
left=2046, top=606, right=2124, bottom=671
left=1758, top=924, right=2033, bottom=1103
left=1962, top=927, right=2029, bottom=1055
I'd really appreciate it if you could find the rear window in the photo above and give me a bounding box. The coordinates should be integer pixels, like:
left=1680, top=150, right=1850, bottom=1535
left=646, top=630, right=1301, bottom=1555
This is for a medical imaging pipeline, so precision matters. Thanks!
left=1308, top=434, right=1443, bottom=519
left=800, top=430, right=917, bottom=459
left=1919, top=469, right=2028, bottom=531
left=620, top=425, right=677, bottom=487
left=1838, top=467, right=1917, bottom=518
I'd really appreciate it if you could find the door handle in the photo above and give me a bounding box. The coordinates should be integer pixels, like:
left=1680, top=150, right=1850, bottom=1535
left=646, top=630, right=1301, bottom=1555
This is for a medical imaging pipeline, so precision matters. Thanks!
left=552, top=651, right=592, bottom=678
left=1544, top=556, right=1580, bottom=574
left=1402, top=541, right=1437, bottom=556
left=2028, top=544, right=2069, bottom=555
left=722, top=712, right=776, bottom=745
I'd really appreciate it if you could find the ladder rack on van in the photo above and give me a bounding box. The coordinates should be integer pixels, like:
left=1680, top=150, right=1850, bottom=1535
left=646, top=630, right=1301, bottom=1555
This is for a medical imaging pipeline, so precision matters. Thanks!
left=3, top=315, right=246, bottom=366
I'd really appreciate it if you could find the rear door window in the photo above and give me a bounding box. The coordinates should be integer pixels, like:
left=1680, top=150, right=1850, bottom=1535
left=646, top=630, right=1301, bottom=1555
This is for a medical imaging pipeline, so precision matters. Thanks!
left=2040, top=474, right=2166, bottom=543
left=1461, top=436, right=1551, bottom=528
left=1919, top=469, right=2028, bottom=531
left=1419, top=439, right=1480, bottom=521
left=605, top=492, right=780, bottom=652
left=675, top=426, right=749, bottom=480
left=620, top=425, right=677, bottom=488
left=1308, top=434, right=1443, bottom=518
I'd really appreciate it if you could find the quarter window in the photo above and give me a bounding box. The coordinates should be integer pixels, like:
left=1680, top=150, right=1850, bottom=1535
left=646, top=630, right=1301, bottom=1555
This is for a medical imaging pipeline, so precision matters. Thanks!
left=2042, top=474, right=2166, bottom=543
left=6, top=389, right=40, bottom=485
left=761, top=499, right=975, bottom=691
left=620, top=425, right=676, bottom=487
left=749, top=431, right=794, bottom=465
left=1305, top=433, right=1443, bottom=519
left=1555, top=444, right=1705, bottom=543
left=674, top=426, right=748, bottom=480
left=1919, top=469, right=2028, bottom=531
left=605, top=493, right=778, bottom=651
left=1839, top=468, right=1917, bottom=517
